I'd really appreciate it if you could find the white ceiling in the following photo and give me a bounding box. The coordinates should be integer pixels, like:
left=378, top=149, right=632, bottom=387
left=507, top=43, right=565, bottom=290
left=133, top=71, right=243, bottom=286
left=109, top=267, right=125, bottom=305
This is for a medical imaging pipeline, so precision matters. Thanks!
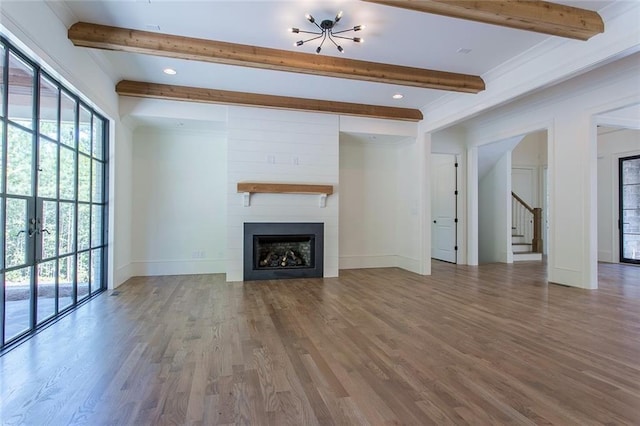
left=49, top=0, right=615, bottom=114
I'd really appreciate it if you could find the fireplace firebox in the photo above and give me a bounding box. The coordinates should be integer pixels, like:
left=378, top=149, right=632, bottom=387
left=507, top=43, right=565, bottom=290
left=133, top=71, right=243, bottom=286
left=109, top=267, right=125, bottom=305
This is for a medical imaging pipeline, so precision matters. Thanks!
left=243, top=222, right=324, bottom=281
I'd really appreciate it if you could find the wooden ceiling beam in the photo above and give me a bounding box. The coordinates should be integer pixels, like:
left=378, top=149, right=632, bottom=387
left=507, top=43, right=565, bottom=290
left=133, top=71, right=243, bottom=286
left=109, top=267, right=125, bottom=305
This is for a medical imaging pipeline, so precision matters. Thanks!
left=69, top=22, right=484, bottom=93
left=362, top=0, right=604, bottom=41
left=115, top=80, right=424, bottom=122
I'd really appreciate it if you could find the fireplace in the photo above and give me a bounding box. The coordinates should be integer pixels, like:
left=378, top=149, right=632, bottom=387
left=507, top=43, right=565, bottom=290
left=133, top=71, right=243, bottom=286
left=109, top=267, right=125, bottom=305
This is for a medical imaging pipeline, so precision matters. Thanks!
left=243, top=222, right=324, bottom=281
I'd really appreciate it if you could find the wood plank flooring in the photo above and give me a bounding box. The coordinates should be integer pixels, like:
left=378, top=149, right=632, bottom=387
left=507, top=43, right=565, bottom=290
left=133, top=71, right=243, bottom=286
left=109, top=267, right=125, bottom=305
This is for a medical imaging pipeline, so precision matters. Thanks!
left=1, top=261, right=639, bottom=425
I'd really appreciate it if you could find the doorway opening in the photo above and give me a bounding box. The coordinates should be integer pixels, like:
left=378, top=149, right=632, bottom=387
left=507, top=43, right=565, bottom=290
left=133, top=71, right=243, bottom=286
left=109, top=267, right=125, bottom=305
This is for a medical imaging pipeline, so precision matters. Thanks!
left=619, top=154, right=640, bottom=264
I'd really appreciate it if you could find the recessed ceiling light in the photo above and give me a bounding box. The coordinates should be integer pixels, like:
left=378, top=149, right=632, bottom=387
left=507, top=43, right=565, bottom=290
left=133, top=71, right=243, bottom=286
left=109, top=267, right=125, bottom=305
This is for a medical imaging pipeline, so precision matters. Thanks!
left=163, top=68, right=177, bottom=75
left=392, top=93, right=404, bottom=99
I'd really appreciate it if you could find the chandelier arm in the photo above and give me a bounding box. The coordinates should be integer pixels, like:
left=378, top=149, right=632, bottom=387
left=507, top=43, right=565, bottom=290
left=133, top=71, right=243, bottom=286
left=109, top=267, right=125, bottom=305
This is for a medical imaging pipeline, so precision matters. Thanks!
left=300, top=34, right=325, bottom=44
left=331, top=35, right=358, bottom=41
left=297, top=29, right=323, bottom=35
left=331, top=28, right=357, bottom=35
left=318, top=33, right=328, bottom=49
left=312, top=21, right=323, bottom=31
left=328, top=36, right=341, bottom=49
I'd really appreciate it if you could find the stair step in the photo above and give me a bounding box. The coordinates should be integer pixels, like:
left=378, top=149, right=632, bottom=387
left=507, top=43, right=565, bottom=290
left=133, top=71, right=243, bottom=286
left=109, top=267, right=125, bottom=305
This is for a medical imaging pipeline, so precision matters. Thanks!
left=512, top=242, right=533, bottom=253
left=513, top=252, right=543, bottom=261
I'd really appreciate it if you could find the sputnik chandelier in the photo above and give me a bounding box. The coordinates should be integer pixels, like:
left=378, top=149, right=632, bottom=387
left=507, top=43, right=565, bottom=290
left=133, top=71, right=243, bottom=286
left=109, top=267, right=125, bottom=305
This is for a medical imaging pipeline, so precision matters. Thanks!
left=289, top=11, right=364, bottom=54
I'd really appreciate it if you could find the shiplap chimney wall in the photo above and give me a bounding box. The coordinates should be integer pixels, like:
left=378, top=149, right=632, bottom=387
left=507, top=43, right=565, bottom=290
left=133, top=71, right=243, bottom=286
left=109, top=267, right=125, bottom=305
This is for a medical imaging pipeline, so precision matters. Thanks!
left=226, top=107, right=340, bottom=281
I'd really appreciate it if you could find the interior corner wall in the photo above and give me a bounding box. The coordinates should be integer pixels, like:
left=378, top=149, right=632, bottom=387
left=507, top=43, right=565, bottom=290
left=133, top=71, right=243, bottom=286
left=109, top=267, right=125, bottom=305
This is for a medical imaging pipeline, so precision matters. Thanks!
left=597, top=128, right=640, bottom=263
left=226, top=108, right=339, bottom=282
left=478, top=151, right=512, bottom=264
left=339, top=137, right=399, bottom=269
left=131, top=127, right=227, bottom=276
left=396, top=138, right=423, bottom=274
left=112, top=123, right=133, bottom=287
left=1, top=0, right=133, bottom=288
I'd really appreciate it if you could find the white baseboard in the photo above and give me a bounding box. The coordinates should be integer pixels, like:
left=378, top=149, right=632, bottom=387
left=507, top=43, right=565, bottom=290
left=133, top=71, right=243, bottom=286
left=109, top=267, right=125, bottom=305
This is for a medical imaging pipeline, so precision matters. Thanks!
left=130, top=259, right=227, bottom=277
left=339, top=255, right=422, bottom=274
left=395, top=256, right=421, bottom=274
left=598, top=250, right=614, bottom=263
left=114, top=264, right=133, bottom=288
left=339, top=255, right=398, bottom=270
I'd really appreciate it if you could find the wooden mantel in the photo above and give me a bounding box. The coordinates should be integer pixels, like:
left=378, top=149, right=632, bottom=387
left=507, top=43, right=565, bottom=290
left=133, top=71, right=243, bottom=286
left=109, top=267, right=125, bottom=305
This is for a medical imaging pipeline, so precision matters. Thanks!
left=237, top=182, right=334, bottom=207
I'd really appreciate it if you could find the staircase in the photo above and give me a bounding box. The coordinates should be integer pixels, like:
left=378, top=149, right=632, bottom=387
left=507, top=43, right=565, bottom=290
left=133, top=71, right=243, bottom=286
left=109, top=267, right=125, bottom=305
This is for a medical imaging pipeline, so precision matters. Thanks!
left=512, top=192, right=543, bottom=261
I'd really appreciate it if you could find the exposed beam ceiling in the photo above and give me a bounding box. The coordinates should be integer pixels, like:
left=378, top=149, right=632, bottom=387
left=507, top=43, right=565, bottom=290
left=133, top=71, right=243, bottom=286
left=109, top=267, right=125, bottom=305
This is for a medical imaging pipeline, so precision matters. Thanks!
left=115, top=80, right=424, bottom=122
left=362, top=0, right=604, bottom=41
left=69, top=22, right=485, bottom=94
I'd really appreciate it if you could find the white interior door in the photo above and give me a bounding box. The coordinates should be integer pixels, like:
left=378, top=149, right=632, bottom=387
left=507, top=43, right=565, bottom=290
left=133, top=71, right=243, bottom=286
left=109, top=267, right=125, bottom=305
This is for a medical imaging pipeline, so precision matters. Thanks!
left=431, top=154, right=457, bottom=263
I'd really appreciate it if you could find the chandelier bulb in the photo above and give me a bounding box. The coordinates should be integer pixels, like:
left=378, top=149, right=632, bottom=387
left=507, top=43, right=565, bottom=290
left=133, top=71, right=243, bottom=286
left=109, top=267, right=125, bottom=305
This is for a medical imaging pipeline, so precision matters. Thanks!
left=289, top=28, right=299, bottom=33
left=295, top=40, right=304, bottom=47
left=316, top=46, right=321, bottom=54
left=354, top=37, right=363, bottom=43
left=337, top=46, right=344, bottom=53
left=305, top=13, right=315, bottom=23
left=335, top=11, right=343, bottom=23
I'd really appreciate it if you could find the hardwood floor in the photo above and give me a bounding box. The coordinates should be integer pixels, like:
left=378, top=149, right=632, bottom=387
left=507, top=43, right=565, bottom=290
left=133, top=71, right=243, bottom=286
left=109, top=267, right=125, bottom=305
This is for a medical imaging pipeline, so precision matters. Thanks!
left=1, top=261, right=639, bottom=425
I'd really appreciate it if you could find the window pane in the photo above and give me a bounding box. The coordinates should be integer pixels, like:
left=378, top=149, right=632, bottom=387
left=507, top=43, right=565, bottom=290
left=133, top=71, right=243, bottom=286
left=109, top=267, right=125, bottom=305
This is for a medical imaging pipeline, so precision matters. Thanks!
left=39, top=75, right=59, bottom=140
left=7, top=124, right=33, bottom=196
left=5, top=267, right=32, bottom=341
left=79, top=106, right=91, bottom=154
left=77, top=251, right=90, bottom=301
left=78, top=203, right=90, bottom=251
left=92, top=115, right=104, bottom=160
left=5, top=198, right=28, bottom=268
left=623, top=184, right=640, bottom=208
left=622, top=158, right=640, bottom=185
left=59, top=202, right=75, bottom=256
left=7, top=51, right=34, bottom=129
left=92, top=160, right=103, bottom=202
left=0, top=121, right=3, bottom=192
left=59, top=146, right=76, bottom=200
left=42, top=200, right=58, bottom=260
left=37, top=260, right=57, bottom=324
left=0, top=43, right=5, bottom=117
left=60, top=91, right=76, bottom=147
left=58, top=255, right=74, bottom=311
left=0, top=197, right=3, bottom=270
left=91, top=204, right=102, bottom=248
left=38, top=138, right=58, bottom=199
left=91, top=248, right=102, bottom=294
left=78, top=154, right=91, bottom=202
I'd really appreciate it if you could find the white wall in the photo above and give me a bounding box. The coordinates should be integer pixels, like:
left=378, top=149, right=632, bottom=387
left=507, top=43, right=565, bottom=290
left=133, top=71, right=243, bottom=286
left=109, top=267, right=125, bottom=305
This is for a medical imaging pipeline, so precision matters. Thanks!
left=112, top=124, right=133, bottom=285
left=396, top=138, right=424, bottom=273
left=339, top=136, right=399, bottom=269
left=336, top=116, right=423, bottom=274
left=131, top=127, right=227, bottom=275
left=1, top=0, right=133, bottom=288
left=597, top=128, right=640, bottom=262
left=479, top=151, right=512, bottom=264
left=226, top=108, right=339, bottom=281
left=460, top=53, right=640, bottom=288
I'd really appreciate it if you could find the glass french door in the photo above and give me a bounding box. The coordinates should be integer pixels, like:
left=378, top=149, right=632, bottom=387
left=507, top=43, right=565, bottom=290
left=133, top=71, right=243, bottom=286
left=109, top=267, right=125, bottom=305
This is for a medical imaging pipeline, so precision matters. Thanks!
left=620, top=155, right=640, bottom=264
left=1, top=37, right=108, bottom=349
